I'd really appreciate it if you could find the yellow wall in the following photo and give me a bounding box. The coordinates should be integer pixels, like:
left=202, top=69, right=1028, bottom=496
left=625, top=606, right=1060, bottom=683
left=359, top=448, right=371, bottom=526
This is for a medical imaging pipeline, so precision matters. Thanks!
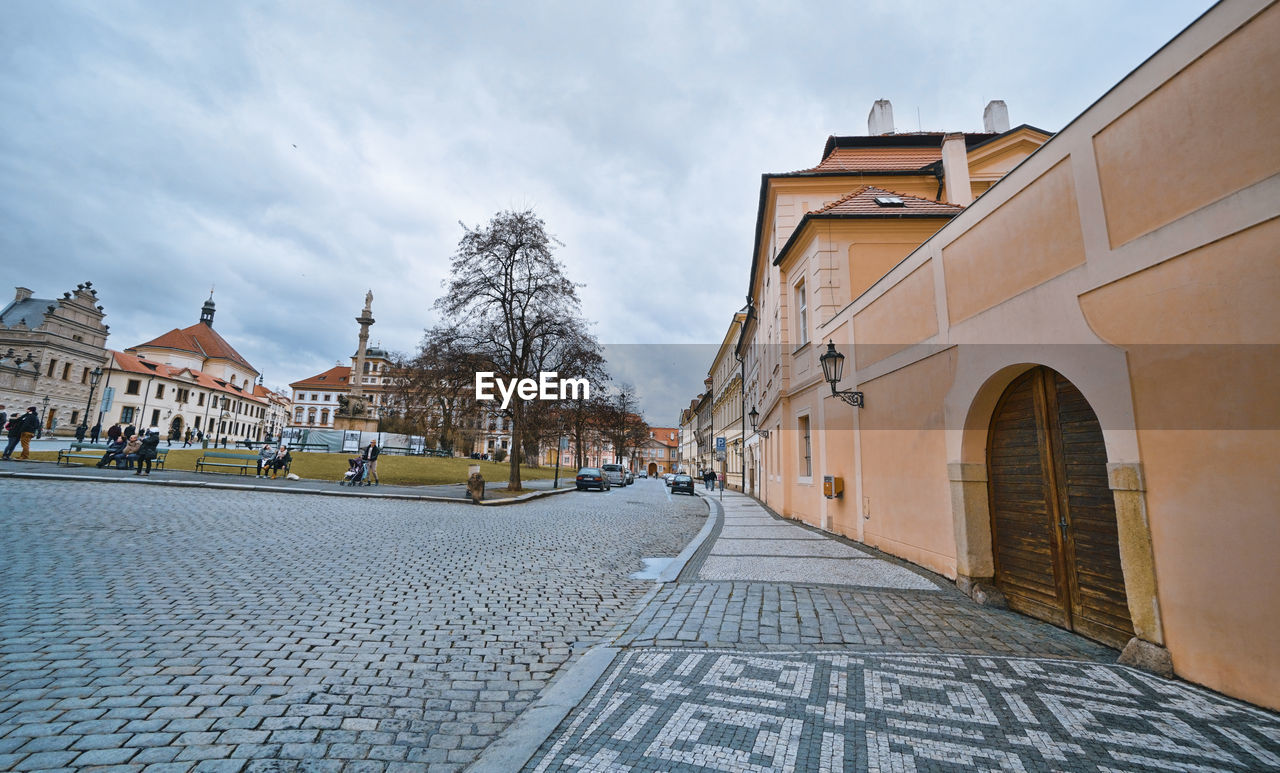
left=853, top=260, right=938, bottom=369
left=942, top=159, right=1085, bottom=324
left=1093, top=3, right=1280, bottom=246
left=1080, top=219, right=1280, bottom=708
left=857, top=349, right=958, bottom=576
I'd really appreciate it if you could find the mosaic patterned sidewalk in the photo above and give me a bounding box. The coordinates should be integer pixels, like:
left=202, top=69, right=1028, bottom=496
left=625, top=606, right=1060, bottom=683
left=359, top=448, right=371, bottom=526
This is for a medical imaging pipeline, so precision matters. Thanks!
left=527, top=650, right=1280, bottom=772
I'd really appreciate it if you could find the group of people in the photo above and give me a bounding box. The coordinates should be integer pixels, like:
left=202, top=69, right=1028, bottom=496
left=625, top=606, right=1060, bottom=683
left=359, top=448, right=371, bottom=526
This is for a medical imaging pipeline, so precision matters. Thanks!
left=255, top=443, right=293, bottom=478
left=93, top=425, right=162, bottom=475
left=1, top=405, right=42, bottom=461
left=700, top=468, right=723, bottom=491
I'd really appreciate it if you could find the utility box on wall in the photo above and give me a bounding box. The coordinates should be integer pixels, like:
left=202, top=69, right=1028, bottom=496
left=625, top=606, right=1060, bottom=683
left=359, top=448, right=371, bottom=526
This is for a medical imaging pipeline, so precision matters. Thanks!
left=823, top=475, right=843, bottom=499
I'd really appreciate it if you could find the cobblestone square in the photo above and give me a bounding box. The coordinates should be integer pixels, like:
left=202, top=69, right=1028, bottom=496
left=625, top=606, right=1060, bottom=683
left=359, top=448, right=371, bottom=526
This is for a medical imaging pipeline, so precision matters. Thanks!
left=0, top=479, right=706, bottom=772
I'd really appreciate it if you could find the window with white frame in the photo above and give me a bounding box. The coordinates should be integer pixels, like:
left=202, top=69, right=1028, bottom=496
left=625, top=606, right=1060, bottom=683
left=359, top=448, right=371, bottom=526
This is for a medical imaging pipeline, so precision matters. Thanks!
left=798, top=414, right=812, bottom=478
left=794, top=280, right=808, bottom=346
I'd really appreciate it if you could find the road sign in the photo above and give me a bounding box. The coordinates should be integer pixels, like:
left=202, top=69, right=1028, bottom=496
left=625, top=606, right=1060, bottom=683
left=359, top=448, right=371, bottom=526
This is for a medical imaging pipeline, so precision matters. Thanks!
left=715, top=436, right=726, bottom=452
left=101, top=386, right=114, bottom=414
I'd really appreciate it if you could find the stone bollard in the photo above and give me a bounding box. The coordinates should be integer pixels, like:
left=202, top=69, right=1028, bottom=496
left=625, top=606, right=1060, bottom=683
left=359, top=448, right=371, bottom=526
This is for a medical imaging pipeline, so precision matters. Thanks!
left=466, top=465, right=485, bottom=504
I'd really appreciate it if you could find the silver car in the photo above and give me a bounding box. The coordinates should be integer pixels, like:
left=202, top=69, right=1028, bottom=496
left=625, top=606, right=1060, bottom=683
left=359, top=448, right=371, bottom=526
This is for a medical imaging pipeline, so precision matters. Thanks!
left=601, top=463, right=628, bottom=487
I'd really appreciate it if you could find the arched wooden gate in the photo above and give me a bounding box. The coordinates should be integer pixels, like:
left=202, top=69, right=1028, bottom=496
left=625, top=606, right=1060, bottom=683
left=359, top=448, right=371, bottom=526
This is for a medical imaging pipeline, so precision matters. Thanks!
left=987, top=366, right=1134, bottom=648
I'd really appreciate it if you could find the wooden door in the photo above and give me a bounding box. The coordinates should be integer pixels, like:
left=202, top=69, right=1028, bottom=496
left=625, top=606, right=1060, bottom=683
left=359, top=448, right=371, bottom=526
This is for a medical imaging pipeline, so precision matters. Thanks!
left=987, top=367, right=1134, bottom=649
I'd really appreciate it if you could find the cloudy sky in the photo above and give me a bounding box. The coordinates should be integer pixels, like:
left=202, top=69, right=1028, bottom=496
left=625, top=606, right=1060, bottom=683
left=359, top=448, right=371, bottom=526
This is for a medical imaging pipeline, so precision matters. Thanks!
left=1, top=0, right=1213, bottom=423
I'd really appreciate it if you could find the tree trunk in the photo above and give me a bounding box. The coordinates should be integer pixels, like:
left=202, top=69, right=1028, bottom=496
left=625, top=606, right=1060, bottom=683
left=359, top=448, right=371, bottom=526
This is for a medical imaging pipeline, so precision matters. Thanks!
left=508, top=402, right=523, bottom=491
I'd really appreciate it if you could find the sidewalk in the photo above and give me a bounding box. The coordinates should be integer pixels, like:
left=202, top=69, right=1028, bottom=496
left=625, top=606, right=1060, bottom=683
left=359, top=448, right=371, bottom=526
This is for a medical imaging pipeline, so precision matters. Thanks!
left=482, top=489, right=1280, bottom=772
left=0, top=457, right=568, bottom=505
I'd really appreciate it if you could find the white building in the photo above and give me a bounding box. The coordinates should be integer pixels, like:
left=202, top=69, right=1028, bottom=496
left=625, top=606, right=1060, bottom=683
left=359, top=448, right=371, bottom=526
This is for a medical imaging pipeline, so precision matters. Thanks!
left=289, top=347, right=396, bottom=428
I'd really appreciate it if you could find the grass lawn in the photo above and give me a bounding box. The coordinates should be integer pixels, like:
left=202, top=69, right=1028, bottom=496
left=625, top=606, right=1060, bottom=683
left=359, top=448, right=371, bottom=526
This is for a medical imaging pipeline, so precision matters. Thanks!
left=24, top=448, right=558, bottom=487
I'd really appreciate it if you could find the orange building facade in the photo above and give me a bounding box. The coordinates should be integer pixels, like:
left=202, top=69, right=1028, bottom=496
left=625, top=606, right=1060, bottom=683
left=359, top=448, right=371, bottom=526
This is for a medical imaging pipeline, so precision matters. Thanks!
left=739, top=0, right=1278, bottom=708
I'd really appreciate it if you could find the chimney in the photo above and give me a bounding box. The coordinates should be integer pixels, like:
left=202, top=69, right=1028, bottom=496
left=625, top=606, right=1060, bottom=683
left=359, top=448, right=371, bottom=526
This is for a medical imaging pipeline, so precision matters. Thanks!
left=941, top=133, right=973, bottom=206
left=868, top=99, right=894, bottom=135
left=983, top=100, right=1010, bottom=133
left=14, top=287, right=32, bottom=303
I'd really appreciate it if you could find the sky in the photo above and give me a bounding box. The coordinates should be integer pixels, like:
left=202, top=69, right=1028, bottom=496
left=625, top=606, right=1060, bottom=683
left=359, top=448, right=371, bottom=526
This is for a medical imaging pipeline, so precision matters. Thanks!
left=1, top=0, right=1215, bottom=423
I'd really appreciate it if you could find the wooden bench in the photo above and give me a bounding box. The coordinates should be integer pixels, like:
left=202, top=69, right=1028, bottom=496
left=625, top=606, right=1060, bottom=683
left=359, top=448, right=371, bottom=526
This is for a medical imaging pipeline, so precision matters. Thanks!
left=196, top=451, right=270, bottom=476
left=59, top=444, right=169, bottom=470
left=58, top=443, right=112, bottom=466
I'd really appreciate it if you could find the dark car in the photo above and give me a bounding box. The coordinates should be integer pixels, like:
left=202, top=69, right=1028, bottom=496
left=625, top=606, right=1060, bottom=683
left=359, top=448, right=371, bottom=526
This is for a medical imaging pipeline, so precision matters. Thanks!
left=576, top=467, right=610, bottom=491
left=671, top=474, right=695, bottom=495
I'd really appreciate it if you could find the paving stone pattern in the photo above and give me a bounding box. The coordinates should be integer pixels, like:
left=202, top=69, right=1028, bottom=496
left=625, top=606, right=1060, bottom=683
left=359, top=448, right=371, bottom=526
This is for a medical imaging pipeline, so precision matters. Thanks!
left=0, top=479, right=706, bottom=772
left=529, top=650, right=1280, bottom=772
left=528, top=489, right=1280, bottom=771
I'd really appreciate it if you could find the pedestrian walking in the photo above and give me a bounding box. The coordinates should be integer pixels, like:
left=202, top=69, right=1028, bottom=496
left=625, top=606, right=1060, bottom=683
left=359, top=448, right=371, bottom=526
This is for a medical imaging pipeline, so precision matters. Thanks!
left=361, top=439, right=380, bottom=486
left=14, top=407, right=40, bottom=460
left=75, top=423, right=87, bottom=442
left=133, top=428, right=160, bottom=476
left=183, top=429, right=192, bottom=447
left=1, top=410, right=23, bottom=460
left=0, top=405, right=7, bottom=433
left=89, top=422, right=101, bottom=443
left=107, top=423, right=122, bottom=444
left=256, top=442, right=275, bottom=478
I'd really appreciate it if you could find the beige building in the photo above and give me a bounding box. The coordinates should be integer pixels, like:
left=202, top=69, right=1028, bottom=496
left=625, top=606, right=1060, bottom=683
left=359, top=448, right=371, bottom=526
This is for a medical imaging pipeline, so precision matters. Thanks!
left=710, top=311, right=746, bottom=490
left=96, top=296, right=286, bottom=441
left=0, top=283, right=109, bottom=434
left=738, top=0, right=1278, bottom=709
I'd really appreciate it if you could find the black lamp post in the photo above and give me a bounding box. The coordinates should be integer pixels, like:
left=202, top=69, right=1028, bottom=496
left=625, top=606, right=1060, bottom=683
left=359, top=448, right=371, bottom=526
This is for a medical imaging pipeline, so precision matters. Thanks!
left=819, top=341, right=864, bottom=407
left=79, top=366, right=103, bottom=435
left=40, top=395, right=50, bottom=438
left=748, top=406, right=770, bottom=439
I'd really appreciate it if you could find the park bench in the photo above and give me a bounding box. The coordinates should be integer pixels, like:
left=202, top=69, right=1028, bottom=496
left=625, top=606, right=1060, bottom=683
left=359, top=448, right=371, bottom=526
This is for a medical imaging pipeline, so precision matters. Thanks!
left=379, top=446, right=412, bottom=456
left=195, top=450, right=279, bottom=476
left=58, top=444, right=169, bottom=470
left=57, top=443, right=111, bottom=466
left=288, top=443, right=330, bottom=453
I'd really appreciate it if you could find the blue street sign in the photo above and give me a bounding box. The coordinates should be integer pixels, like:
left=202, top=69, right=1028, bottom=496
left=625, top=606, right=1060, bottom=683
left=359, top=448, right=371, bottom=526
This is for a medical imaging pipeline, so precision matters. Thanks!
left=101, top=386, right=114, bottom=413
left=715, top=436, right=726, bottom=452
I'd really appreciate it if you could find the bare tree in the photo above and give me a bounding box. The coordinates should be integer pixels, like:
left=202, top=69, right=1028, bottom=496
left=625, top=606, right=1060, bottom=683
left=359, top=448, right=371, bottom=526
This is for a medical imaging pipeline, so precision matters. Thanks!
left=598, top=383, right=650, bottom=468
left=385, top=325, right=489, bottom=453
left=433, top=209, right=594, bottom=490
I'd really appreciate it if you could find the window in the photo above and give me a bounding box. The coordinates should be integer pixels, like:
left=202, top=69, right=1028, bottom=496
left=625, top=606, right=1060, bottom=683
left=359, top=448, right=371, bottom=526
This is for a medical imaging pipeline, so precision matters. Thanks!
left=81, top=367, right=90, bottom=384
left=798, top=415, right=812, bottom=478
left=71, top=410, right=79, bottom=425
left=194, top=416, right=201, bottom=429
left=176, top=388, right=189, bottom=404
left=156, top=384, right=165, bottom=399
left=308, top=407, right=317, bottom=424
left=324, top=393, right=331, bottom=402
left=47, top=359, right=57, bottom=377
left=295, top=408, right=304, bottom=423
left=320, top=408, right=329, bottom=425
left=197, top=392, right=205, bottom=406
left=794, top=281, right=808, bottom=346
left=151, top=409, right=160, bottom=427
left=62, top=363, right=71, bottom=380
left=312, top=393, right=319, bottom=401
left=120, top=406, right=135, bottom=423
left=125, top=379, right=141, bottom=396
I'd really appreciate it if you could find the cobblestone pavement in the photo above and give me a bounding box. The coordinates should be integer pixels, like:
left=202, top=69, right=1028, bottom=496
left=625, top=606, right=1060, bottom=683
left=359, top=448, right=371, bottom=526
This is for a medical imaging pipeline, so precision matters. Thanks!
left=527, top=490, right=1280, bottom=772
left=0, top=478, right=707, bottom=772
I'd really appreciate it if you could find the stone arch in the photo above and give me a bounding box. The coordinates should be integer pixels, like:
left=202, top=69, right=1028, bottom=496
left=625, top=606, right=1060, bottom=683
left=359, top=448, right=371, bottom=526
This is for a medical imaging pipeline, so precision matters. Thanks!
left=945, top=347, right=1164, bottom=654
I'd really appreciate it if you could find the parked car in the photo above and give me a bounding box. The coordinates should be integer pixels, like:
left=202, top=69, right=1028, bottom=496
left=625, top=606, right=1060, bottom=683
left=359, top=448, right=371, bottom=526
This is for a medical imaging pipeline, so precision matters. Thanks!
left=576, top=467, right=610, bottom=491
left=601, top=463, right=628, bottom=487
left=625, top=470, right=635, bottom=484
left=671, top=474, right=695, bottom=495
left=663, top=473, right=675, bottom=486
left=638, top=471, right=648, bottom=479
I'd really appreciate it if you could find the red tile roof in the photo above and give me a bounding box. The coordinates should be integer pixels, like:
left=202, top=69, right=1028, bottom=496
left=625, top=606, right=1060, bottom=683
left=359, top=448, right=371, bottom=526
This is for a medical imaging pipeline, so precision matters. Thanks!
left=794, top=146, right=942, bottom=174
left=131, top=323, right=255, bottom=372
left=648, top=427, right=679, bottom=448
left=289, top=366, right=351, bottom=390
left=809, top=186, right=965, bottom=216
left=107, top=350, right=265, bottom=403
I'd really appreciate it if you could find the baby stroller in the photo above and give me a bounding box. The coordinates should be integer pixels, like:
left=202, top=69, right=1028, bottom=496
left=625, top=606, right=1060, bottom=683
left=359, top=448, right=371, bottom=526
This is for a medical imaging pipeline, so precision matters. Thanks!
left=341, top=456, right=366, bottom=486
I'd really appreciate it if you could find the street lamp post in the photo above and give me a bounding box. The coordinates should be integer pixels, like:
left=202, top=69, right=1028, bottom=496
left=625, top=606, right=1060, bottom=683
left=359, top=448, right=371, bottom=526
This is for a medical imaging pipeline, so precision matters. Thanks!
left=40, top=395, right=50, bottom=438
left=79, top=366, right=103, bottom=439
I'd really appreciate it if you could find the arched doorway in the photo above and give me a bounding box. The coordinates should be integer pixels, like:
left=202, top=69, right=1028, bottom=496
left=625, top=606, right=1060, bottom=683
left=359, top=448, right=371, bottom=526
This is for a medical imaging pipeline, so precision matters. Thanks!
left=647, top=462, right=658, bottom=477
left=987, top=366, right=1134, bottom=649
left=170, top=415, right=184, bottom=440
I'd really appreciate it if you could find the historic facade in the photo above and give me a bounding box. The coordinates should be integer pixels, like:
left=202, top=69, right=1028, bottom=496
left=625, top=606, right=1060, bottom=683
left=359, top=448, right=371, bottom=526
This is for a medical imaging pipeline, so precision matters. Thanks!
left=709, top=311, right=746, bottom=490
left=725, top=0, right=1277, bottom=708
left=289, top=347, right=397, bottom=429
left=96, top=296, right=288, bottom=442
left=0, top=283, right=109, bottom=435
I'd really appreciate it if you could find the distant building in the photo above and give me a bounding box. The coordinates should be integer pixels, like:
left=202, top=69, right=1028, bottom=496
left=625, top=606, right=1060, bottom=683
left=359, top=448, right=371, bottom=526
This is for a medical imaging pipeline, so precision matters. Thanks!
left=0, top=283, right=109, bottom=435
left=635, top=427, right=679, bottom=477
left=289, top=347, right=396, bottom=429
left=96, top=295, right=287, bottom=441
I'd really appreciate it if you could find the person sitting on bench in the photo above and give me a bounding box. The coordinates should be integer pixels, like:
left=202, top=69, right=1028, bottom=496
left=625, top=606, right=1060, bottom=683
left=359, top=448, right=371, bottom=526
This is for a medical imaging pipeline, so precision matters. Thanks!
left=94, top=437, right=127, bottom=468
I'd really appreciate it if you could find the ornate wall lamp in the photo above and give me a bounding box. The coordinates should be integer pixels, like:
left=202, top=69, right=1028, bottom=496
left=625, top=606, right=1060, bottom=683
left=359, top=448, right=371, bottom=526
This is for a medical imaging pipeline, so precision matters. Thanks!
left=748, top=406, right=770, bottom=439
left=819, top=341, right=864, bottom=407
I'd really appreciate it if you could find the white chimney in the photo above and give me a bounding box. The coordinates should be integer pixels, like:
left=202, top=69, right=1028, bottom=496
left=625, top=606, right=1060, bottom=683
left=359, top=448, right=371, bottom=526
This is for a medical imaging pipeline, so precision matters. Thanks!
left=868, top=99, right=895, bottom=135
left=14, top=287, right=32, bottom=303
left=983, top=100, right=1010, bottom=133
left=941, top=133, right=973, bottom=206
